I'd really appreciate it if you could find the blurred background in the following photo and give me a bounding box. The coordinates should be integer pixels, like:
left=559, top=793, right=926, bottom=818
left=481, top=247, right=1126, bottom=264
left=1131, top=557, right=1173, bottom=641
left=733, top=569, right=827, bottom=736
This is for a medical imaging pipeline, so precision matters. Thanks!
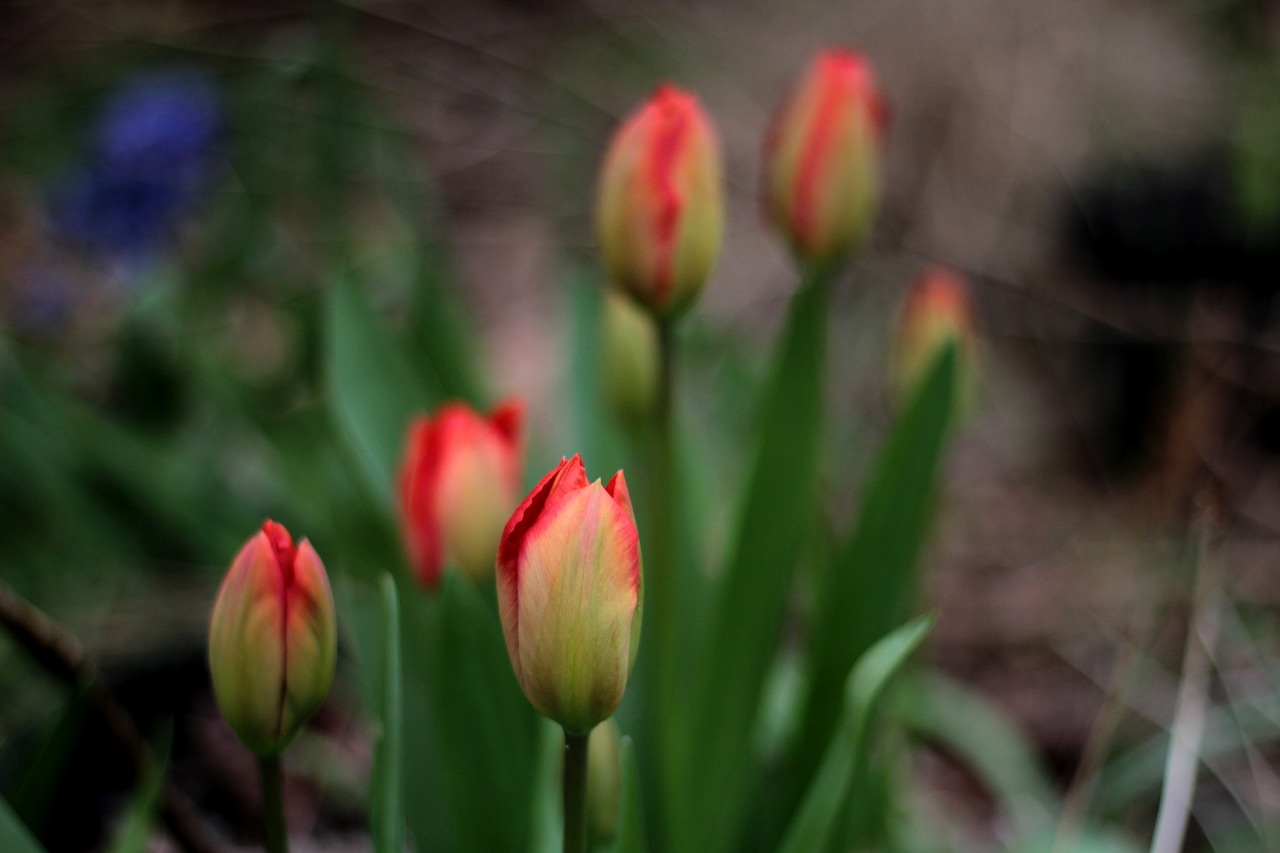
left=3, top=0, right=1280, bottom=850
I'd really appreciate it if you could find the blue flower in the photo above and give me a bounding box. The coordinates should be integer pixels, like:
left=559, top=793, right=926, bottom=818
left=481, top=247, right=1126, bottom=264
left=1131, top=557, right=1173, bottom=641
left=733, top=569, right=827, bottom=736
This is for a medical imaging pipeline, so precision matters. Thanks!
left=47, top=71, right=223, bottom=261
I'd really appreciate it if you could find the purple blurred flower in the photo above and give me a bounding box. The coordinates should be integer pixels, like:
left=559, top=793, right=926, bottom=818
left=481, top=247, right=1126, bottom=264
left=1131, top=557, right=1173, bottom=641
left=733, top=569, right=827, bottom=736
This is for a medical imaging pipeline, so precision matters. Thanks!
left=47, top=71, right=223, bottom=261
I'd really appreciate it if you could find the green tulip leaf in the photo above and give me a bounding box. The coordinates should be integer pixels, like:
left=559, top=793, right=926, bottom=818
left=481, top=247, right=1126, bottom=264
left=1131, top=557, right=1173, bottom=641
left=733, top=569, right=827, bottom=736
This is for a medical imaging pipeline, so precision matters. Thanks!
left=371, top=574, right=404, bottom=853
left=677, top=273, right=831, bottom=853
left=324, top=272, right=431, bottom=509
left=790, top=342, right=957, bottom=802
left=776, top=616, right=933, bottom=853
left=892, top=672, right=1056, bottom=839
left=0, top=796, right=44, bottom=853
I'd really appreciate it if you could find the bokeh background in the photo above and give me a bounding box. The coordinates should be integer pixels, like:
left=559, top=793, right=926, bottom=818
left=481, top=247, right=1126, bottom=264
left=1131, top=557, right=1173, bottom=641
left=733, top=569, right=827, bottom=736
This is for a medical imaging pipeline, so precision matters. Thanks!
left=3, top=0, right=1280, bottom=850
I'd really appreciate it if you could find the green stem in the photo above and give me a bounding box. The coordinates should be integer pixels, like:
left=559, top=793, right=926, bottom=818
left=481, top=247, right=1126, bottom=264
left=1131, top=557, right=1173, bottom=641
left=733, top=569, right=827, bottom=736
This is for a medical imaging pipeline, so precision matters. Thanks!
left=260, top=754, right=289, bottom=853
left=563, top=730, right=591, bottom=853
left=650, top=320, right=679, bottom=784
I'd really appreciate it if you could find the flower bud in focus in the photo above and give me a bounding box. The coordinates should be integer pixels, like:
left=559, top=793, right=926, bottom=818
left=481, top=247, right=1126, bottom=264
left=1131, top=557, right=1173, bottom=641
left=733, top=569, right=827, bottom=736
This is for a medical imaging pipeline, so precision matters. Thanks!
left=597, top=84, right=724, bottom=317
left=208, top=520, right=336, bottom=756
left=399, top=400, right=523, bottom=588
left=766, top=49, right=887, bottom=269
left=497, top=455, right=642, bottom=733
left=892, top=267, right=979, bottom=411
left=587, top=719, right=623, bottom=845
left=602, top=288, right=660, bottom=423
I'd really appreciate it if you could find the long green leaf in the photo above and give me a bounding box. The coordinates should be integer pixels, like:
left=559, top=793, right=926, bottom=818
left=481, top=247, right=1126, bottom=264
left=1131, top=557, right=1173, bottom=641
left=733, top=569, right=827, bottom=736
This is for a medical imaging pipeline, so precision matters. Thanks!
left=776, top=616, right=933, bottom=853
left=675, top=275, right=831, bottom=853
left=371, top=574, right=404, bottom=853
left=892, top=672, right=1056, bottom=839
left=432, top=574, right=539, bottom=852
left=107, top=742, right=168, bottom=853
left=0, top=797, right=44, bottom=853
left=324, top=272, right=430, bottom=508
left=789, top=343, right=957, bottom=805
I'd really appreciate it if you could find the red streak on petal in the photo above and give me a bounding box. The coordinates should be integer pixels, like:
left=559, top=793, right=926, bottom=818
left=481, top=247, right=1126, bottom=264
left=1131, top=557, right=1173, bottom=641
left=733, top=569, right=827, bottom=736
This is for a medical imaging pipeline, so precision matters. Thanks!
left=488, top=399, right=524, bottom=450
left=399, top=416, right=448, bottom=588
left=262, top=519, right=296, bottom=587
left=646, top=86, right=692, bottom=305
left=792, top=54, right=860, bottom=252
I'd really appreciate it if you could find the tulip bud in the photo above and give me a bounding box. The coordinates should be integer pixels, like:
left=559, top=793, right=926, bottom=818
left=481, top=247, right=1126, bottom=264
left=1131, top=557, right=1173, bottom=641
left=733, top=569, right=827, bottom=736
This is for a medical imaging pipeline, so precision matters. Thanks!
left=587, top=720, right=623, bottom=845
left=765, top=49, right=888, bottom=269
left=892, top=267, right=979, bottom=409
left=597, top=84, right=724, bottom=317
left=208, top=521, right=336, bottom=756
left=496, top=455, right=642, bottom=733
left=398, top=400, right=523, bottom=588
left=602, top=288, right=660, bottom=423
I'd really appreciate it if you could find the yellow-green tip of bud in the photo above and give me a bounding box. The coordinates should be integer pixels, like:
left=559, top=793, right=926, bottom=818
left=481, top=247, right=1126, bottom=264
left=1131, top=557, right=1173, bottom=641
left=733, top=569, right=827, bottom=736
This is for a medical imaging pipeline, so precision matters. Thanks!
left=208, top=520, right=337, bottom=757
left=602, top=288, right=661, bottom=424
left=587, top=720, right=623, bottom=845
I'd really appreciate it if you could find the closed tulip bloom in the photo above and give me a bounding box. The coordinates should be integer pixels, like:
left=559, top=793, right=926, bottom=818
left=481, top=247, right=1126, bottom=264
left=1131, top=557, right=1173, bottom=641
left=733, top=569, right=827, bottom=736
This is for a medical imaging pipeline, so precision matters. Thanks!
left=597, top=84, right=724, bottom=317
left=892, top=266, right=979, bottom=408
left=766, top=49, right=888, bottom=269
left=497, top=455, right=642, bottom=733
left=399, top=400, right=523, bottom=588
left=209, top=521, right=336, bottom=757
left=587, top=719, right=623, bottom=845
left=601, top=288, right=661, bottom=423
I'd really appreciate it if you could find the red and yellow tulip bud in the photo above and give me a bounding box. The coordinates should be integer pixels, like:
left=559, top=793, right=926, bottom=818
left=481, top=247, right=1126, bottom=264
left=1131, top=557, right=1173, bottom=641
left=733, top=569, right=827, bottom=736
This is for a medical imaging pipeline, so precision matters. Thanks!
left=208, top=521, right=336, bottom=757
left=587, top=719, right=623, bottom=845
left=892, top=267, right=979, bottom=409
left=398, top=400, right=523, bottom=588
left=597, top=84, right=724, bottom=317
left=496, top=455, right=642, bottom=734
left=602, top=288, right=660, bottom=423
left=766, top=49, right=888, bottom=269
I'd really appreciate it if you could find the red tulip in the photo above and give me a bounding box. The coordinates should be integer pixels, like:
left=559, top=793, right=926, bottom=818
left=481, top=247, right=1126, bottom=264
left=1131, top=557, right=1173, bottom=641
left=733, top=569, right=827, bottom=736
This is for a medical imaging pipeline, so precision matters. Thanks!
left=496, top=455, right=642, bottom=733
left=398, top=400, right=523, bottom=588
left=597, top=84, right=724, bottom=317
left=208, top=520, right=336, bottom=756
left=892, top=266, right=979, bottom=407
left=766, top=49, right=888, bottom=268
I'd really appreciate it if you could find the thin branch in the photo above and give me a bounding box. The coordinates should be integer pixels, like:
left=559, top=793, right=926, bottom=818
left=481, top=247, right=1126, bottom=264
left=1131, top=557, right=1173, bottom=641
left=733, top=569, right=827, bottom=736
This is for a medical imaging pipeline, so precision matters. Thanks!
left=0, top=581, right=222, bottom=853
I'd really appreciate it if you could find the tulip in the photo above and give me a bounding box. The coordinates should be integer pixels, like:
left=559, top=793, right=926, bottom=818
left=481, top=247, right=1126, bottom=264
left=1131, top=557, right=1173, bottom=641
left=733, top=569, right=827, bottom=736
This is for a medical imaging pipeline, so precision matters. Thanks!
left=597, top=84, right=724, bottom=317
left=892, top=266, right=979, bottom=408
left=587, top=720, right=623, bottom=845
left=765, top=49, right=888, bottom=269
left=496, top=454, right=642, bottom=734
left=398, top=400, right=523, bottom=588
left=601, top=288, right=661, bottom=423
left=208, top=520, right=336, bottom=757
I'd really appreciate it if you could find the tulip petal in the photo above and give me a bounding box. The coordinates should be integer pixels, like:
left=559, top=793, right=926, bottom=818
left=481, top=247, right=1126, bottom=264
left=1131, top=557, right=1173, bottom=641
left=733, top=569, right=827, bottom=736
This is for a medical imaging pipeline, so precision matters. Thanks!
left=399, top=416, right=446, bottom=587
left=488, top=399, right=524, bottom=450
left=514, top=482, right=639, bottom=732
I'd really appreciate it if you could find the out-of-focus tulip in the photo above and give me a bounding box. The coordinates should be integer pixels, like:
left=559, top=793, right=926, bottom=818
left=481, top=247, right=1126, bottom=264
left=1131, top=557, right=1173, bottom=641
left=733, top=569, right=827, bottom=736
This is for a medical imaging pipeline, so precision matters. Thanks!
left=587, top=719, right=623, bottom=845
left=209, top=520, right=336, bottom=757
left=597, top=84, right=724, bottom=317
left=602, top=288, right=661, bottom=423
left=496, top=455, right=642, bottom=733
left=398, top=400, right=523, bottom=588
left=892, top=266, right=979, bottom=408
left=765, top=49, right=887, bottom=269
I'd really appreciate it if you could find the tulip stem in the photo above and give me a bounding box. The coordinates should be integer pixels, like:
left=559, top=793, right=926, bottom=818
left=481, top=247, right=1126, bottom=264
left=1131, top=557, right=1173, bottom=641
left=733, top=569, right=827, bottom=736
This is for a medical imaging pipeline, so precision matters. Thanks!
left=563, top=730, right=591, bottom=853
left=650, top=319, right=680, bottom=783
left=260, top=755, right=289, bottom=853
